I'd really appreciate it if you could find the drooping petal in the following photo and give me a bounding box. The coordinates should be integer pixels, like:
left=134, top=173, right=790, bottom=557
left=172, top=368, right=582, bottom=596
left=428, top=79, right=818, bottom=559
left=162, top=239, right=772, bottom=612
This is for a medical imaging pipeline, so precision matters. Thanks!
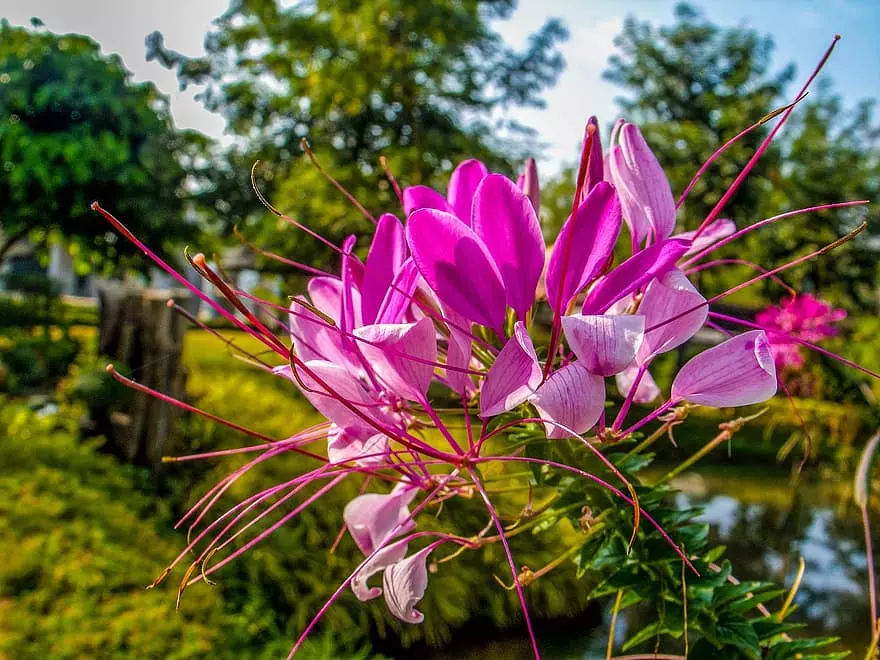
left=406, top=208, right=506, bottom=333
left=383, top=546, right=434, bottom=623
left=353, top=318, right=437, bottom=401
left=562, top=314, right=645, bottom=376
left=352, top=539, right=409, bottom=601
left=472, top=174, right=545, bottom=318
left=403, top=185, right=454, bottom=217
left=618, top=123, right=677, bottom=240
left=289, top=296, right=356, bottom=367
left=343, top=483, right=419, bottom=556
left=582, top=238, right=691, bottom=315
left=520, top=157, right=541, bottom=213
left=362, top=214, right=408, bottom=324
left=327, top=426, right=389, bottom=467
left=480, top=322, right=541, bottom=417
left=375, top=258, right=420, bottom=325
left=529, top=362, right=605, bottom=439
left=676, top=218, right=736, bottom=257
left=636, top=269, right=707, bottom=364
left=671, top=330, right=777, bottom=407
left=616, top=362, right=661, bottom=404
left=447, top=159, right=488, bottom=223
left=545, top=181, right=622, bottom=314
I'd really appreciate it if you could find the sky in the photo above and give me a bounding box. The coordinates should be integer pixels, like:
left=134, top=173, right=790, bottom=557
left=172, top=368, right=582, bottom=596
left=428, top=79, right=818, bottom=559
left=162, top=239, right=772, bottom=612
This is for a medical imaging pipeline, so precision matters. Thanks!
left=1, top=0, right=878, bottom=176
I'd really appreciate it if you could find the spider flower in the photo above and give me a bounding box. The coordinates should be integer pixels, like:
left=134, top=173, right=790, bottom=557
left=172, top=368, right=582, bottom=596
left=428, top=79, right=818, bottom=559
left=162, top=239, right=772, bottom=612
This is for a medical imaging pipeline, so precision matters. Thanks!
left=755, top=293, right=847, bottom=370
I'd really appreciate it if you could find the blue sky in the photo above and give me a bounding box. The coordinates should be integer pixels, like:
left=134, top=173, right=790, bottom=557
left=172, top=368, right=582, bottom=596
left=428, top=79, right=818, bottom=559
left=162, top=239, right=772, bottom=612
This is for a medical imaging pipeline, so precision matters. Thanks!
left=1, top=0, right=877, bottom=175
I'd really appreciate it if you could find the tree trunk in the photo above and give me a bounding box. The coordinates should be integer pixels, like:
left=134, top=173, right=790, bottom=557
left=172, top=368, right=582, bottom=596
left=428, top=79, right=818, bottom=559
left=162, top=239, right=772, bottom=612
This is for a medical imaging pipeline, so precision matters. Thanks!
left=96, top=282, right=188, bottom=470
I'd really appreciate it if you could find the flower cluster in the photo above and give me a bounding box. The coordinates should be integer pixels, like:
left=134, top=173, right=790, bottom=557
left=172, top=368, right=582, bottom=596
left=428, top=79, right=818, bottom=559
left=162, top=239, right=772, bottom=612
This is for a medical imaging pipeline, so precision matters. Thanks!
left=755, top=293, right=847, bottom=370
left=92, top=39, right=871, bottom=657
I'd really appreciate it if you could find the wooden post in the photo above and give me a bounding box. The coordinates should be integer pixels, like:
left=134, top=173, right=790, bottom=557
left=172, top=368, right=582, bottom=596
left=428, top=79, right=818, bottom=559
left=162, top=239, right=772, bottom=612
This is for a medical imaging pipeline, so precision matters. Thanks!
left=96, top=283, right=188, bottom=470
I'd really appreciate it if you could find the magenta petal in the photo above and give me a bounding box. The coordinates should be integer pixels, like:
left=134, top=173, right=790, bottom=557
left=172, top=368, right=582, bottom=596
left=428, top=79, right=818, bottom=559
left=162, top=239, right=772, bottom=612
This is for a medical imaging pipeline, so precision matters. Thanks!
left=327, top=426, right=389, bottom=467
left=383, top=546, right=434, bottom=623
left=618, top=123, right=677, bottom=240
left=406, top=208, right=506, bottom=333
left=403, top=185, right=454, bottom=217
left=480, top=322, right=542, bottom=417
left=447, top=159, right=488, bottom=223
left=616, top=362, right=660, bottom=404
left=352, top=539, right=409, bottom=601
left=441, top=304, right=473, bottom=394
left=676, top=218, right=736, bottom=257
left=562, top=314, right=645, bottom=376
left=520, top=157, right=541, bottom=212
left=529, top=362, right=605, bottom=439
left=354, top=318, right=437, bottom=401
left=545, top=181, right=622, bottom=314
left=289, top=297, right=357, bottom=368
left=608, top=146, right=651, bottom=246
left=375, top=258, right=420, bottom=325
left=362, top=213, right=407, bottom=324
left=343, top=483, right=419, bottom=557
left=582, top=238, right=691, bottom=315
left=637, top=269, right=707, bottom=364
left=472, top=174, right=545, bottom=318
left=308, top=276, right=344, bottom=324
left=340, top=236, right=363, bottom=331
left=671, top=330, right=778, bottom=407
left=577, top=116, right=604, bottom=201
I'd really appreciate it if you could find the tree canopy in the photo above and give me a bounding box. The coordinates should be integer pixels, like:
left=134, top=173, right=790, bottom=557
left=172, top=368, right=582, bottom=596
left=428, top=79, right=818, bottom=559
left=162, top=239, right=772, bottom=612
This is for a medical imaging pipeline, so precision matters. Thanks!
left=146, top=0, right=568, bottom=265
left=0, top=19, right=206, bottom=272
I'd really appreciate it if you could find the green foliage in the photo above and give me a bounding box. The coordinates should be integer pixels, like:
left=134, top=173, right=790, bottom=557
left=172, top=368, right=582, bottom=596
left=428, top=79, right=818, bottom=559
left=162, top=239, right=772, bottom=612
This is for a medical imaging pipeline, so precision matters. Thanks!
left=146, top=0, right=567, bottom=267
left=0, top=19, right=209, bottom=271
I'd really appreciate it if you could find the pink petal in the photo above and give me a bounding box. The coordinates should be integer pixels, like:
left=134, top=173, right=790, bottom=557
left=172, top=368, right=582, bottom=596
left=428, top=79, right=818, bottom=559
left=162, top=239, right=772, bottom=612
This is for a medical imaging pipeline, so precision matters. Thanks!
left=403, top=185, right=454, bottom=217
left=383, top=546, right=434, bottom=623
left=327, top=426, right=389, bottom=467
left=353, top=318, right=437, bottom=401
left=529, top=362, right=605, bottom=439
left=675, top=218, right=736, bottom=257
left=375, top=258, right=420, bottom=324
left=577, top=116, right=603, bottom=201
left=618, top=123, right=677, bottom=240
left=616, top=362, right=661, bottom=404
left=307, top=276, right=344, bottom=324
left=545, top=181, right=622, bottom=314
left=472, top=174, right=545, bottom=318
left=636, top=269, right=707, bottom=364
left=608, top=146, right=651, bottom=246
left=406, top=208, right=506, bottom=333
left=441, top=304, right=473, bottom=394
left=447, top=159, right=488, bottom=223
left=671, top=330, right=778, bottom=407
left=343, top=483, right=419, bottom=556
left=361, top=213, right=408, bottom=324
left=289, top=297, right=358, bottom=368
left=290, top=359, right=383, bottom=431
left=340, top=235, right=362, bottom=331
left=480, top=321, right=542, bottom=417
left=520, top=157, right=541, bottom=212
left=582, top=238, right=690, bottom=315
left=562, top=314, right=645, bottom=376
left=352, top=539, right=409, bottom=601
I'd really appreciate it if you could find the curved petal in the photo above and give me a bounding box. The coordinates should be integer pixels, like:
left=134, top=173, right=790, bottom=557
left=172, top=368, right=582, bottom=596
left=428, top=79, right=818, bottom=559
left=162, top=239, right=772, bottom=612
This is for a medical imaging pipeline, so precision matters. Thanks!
left=352, top=539, right=409, bottom=601
left=562, top=314, right=645, bottom=376
left=616, top=362, right=660, bottom=404
left=440, top=303, right=473, bottom=395
left=328, top=426, right=389, bottom=467
left=582, top=238, right=690, bottom=315
left=308, top=276, right=344, bottom=324
left=472, top=174, right=545, bottom=318
left=353, top=318, right=437, bottom=401
left=545, top=181, right=622, bottom=314
left=671, top=330, right=778, bottom=407
left=383, top=546, right=434, bottom=623
left=289, top=296, right=357, bottom=368
left=343, top=483, right=419, bottom=556
left=676, top=218, right=736, bottom=257
left=618, top=123, right=677, bottom=240
left=529, top=362, right=605, bottom=439
left=375, top=258, right=420, bottom=325
left=577, top=116, right=604, bottom=201
left=636, top=269, right=707, bottom=364
left=362, top=214, right=408, bottom=324
left=291, top=360, right=382, bottom=431
left=608, top=145, right=651, bottom=247
left=519, top=157, right=541, bottom=213
left=403, top=185, right=454, bottom=217
left=406, top=208, right=506, bottom=333
left=480, top=322, right=541, bottom=417
left=447, top=159, right=488, bottom=223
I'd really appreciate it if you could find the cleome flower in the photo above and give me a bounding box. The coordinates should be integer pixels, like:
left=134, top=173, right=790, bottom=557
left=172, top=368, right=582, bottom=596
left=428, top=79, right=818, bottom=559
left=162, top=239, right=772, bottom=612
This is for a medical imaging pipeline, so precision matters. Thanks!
left=91, top=36, right=875, bottom=659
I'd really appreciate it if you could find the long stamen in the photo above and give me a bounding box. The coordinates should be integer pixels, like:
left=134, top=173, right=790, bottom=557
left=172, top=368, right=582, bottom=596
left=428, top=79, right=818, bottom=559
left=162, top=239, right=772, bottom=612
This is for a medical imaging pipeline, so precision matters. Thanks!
left=300, top=139, right=378, bottom=224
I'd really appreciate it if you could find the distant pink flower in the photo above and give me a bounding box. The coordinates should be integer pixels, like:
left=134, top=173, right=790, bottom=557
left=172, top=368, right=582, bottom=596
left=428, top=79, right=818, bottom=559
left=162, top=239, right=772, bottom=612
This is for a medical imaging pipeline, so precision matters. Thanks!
left=755, top=294, right=846, bottom=370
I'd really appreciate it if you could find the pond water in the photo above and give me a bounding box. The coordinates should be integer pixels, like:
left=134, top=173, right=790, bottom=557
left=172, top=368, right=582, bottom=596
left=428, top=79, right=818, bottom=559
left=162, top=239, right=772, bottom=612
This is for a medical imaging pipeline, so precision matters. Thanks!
left=427, top=463, right=876, bottom=659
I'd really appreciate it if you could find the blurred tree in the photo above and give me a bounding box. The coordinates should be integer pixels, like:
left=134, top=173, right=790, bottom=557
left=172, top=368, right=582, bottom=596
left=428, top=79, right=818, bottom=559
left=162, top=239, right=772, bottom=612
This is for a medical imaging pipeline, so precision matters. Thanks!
left=0, top=19, right=209, bottom=273
left=146, top=0, right=567, bottom=267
